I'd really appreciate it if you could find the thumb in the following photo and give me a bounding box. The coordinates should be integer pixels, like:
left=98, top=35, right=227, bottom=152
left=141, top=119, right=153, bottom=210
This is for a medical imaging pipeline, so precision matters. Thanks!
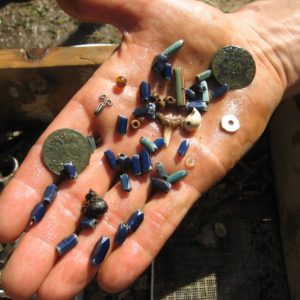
left=56, top=0, right=151, bottom=31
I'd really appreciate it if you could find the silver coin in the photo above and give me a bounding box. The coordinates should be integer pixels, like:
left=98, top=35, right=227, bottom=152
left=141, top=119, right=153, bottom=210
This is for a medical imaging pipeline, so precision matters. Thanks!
left=42, top=128, right=91, bottom=175
left=212, top=45, right=256, bottom=89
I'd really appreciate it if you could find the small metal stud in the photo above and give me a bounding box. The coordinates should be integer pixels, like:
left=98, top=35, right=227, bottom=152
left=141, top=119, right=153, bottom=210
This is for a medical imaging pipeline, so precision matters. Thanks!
left=178, top=139, right=190, bottom=157
left=90, top=236, right=110, bottom=267
left=104, top=150, right=118, bottom=169
left=56, top=233, right=78, bottom=256
left=42, top=184, right=57, bottom=205
left=127, top=209, right=144, bottom=232
left=94, top=95, right=112, bottom=115
left=120, top=173, right=132, bottom=192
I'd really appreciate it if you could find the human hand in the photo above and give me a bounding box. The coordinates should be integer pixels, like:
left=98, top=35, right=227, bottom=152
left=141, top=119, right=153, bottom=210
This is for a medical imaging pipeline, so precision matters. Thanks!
left=0, top=0, right=294, bottom=298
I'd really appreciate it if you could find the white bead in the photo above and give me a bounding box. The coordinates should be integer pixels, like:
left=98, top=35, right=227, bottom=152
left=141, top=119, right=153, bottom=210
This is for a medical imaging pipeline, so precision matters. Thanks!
left=221, top=114, right=240, bottom=133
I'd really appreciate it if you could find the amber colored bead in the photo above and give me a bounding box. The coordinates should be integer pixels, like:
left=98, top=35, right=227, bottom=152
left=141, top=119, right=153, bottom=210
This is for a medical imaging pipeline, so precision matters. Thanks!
left=115, top=76, right=127, bottom=87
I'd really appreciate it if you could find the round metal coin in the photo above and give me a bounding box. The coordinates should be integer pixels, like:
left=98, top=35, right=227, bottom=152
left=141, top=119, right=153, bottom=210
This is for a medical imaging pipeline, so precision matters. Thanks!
left=212, top=45, right=256, bottom=89
left=42, top=128, right=91, bottom=176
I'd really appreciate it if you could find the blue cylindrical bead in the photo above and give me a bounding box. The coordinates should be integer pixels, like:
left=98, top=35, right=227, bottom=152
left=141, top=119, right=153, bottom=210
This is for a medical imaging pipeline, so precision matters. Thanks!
left=178, top=139, right=190, bottom=157
left=117, top=154, right=132, bottom=171
left=211, top=83, right=230, bottom=98
left=56, top=233, right=78, bottom=256
left=117, top=114, right=128, bottom=134
left=189, top=84, right=203, bottom=98
left=43, top=184, right=58, bottom=205
left=140, top=81, right=151, bottom=103
left=120, top=173, right=132, bottom=192
left=186, top=101, right=208, bottom=112
left=164, top=63, right=172, bottom=80
left=115, top=223, right=130, bottom=245
left=127, top=209, right=144, bottom=232
left=62, top=162, right=78, bottom=179
left=185, top=88, right=196, bottom=100
left=131, top=154, right=142, bottom=176
left=153, top=137, right=165, bottom=150
left=30, top=201, right=47, bottom=223
left=104, top=150, right=118, bottom=169
left=90, top=236, right=110, bottom=267
left=152, top=53, right=168, bottom=73
left=156, top=162, right=168, bottom=180
left=167, top=170, right=189, bottom=184
left=151, top=177, right=172, bottom=193
left=80, top=216, right=98, bottom=229
left=133, top=102, right=156, bottom=119
left=140, top=149, right=152, bottom=173
left=140, top=136, right=158, bottom=154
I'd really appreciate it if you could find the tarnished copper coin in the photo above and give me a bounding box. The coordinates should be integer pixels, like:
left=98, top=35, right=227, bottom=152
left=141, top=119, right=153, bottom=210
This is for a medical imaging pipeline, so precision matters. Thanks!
left=212, top=45, right=256, bottom=90
left=42, top=128, right=91, bottom=176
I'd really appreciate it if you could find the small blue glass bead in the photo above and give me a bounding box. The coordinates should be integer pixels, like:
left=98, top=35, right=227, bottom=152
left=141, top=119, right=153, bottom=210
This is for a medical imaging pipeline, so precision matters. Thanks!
left=80, top=216, right=98, bottom=229
left=152, top=53, right=168, bottom=73
left=127, top=209, right=144, bottom=232
left=90, top=236, right=110, bottom=267
left=151, top=177, right=172, bottom=193
left=178, top=139, right=190, bottom=157
left=140, top=81, right=151, bottom=103
left=156, top=162, right=168, bottom=180
left=185, top=88, right=196, bottom=100
left=30, top=201, right=47, bottom=223
left=62, top=162, right=78, bottom=179
left=117, top=154, right=132, bottom=171
left=211, top=83, right=230, bottom=98
left=131, top=154, right=142, bottom=176
left=189, top=84, right=203, bottom=98
left=153, top=137, right=165, bottom=150
left=133, top=103, right=156, bottom=119
left=117, top=114, right=128, bottom=134
left=186, top=101, right=208, bottom=112
left=115, top=223, right=130, bottom=245
left=140, top=136, right=158, bottom=154
left=56, top=233, right=78, bottom=256
left=140, top=149, right=152, bottom=173
left=167, top=170, right=189, bottom=184
left=164, top=63, right=172, bottom=80
left=43, top=184, right=57, bottom=205
left=104, top=150, right=118, bottom=169
left=120, top=173, right=132, bottom=192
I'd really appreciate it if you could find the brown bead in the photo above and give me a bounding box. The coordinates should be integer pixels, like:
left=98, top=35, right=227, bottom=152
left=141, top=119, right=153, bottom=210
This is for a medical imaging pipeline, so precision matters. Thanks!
left=115, top=76, right=127, bottom=87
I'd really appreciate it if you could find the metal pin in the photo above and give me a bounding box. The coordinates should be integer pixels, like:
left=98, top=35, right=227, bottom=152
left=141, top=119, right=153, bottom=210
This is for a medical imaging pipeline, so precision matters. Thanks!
left=94, top=95, right=112, bottom=115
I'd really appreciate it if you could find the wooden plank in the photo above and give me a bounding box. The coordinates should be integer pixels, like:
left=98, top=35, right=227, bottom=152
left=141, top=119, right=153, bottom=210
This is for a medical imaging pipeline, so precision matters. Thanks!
left=270, top=96, right=300, bottom=300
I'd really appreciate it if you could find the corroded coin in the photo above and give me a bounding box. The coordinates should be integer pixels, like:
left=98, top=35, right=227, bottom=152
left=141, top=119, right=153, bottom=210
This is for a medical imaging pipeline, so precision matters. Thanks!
left=212, top=45, right=256, bottom=90
left=42, top=128, right=91, bottom=176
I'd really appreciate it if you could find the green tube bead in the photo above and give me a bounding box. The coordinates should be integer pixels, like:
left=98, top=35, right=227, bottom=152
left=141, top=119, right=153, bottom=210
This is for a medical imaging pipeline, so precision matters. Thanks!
left=156, top=162, right=168, bottom=180
left=200, top=80, right=210, bottom=103
left=174, top=67, right=186, bottom=107
left=167, top=170, right=188, bottom=184
left=162, top=39, right=184, bottom=58
left=140, top=136, right=158, bottom=154
left=196, top=69, right=212, bottom=82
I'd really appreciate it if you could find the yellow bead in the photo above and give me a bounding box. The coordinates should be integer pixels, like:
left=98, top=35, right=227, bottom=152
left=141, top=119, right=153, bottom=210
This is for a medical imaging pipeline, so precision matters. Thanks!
left=115, top=76, right=127, bottom=87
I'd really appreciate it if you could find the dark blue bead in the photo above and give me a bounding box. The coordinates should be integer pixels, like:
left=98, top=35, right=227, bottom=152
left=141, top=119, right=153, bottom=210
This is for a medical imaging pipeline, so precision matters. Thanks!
left=117, top=154, right=132, bottom=171
left=104, top=150, right=118, bottom=169
left=151, top=177, right=172, bottom=193
left=43, top=184, right=57, bottom=205
left=152, top=53, right=168, bottom=73
left=140, top=81, right=151, bottom=103
left=185, top=88, right=196, bottom=100
left=140, top=149, right=152, bottom=173
left=62, top=162, right=78, bottom=179
left=153, top=137, right=165, bottom=150
left=120, top=173, right=132, bottom=192
left=90, top=236, right=110, bottom=267
left=211, top=83, right=230, bottom=98
left=178, top=139, right=190, bottom=157
left=131, top=154, right=142, bottom=176
left=56, top=233, right=78, bottom=256
left=164, top=63, right=172, bottom=80
left=133, top=102, right=156, bottom=119
left=186, top=101, right=208, bottom=112
left=117, top=114, right=128, bottom=134
left=115, top=223, right=130, bottom=245
left=189, top=84, right=203, bottom=98
left=30, top=201, right=47, bottom=223
left=80, top=216, right=98, bottom=229
left=127, top=209, right=144, bottom=232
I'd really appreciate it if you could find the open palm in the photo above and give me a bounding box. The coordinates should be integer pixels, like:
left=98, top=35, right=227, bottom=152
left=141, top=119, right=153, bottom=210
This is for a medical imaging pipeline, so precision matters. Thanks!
left=0, top=0, right=285, bottom=299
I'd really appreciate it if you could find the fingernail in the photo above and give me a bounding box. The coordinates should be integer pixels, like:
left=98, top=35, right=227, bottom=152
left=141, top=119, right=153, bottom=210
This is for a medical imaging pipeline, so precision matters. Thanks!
left=30, top=202, right=47, bottom=223
left=90, top=236, right=110, bottom=267
left=43, top=184, right=57, bottom=205
left=127, top=209, right=144, bottom=232
left=104, top=149, right=118, bottom=169
left=56, top=233, right=78, bottom=256
left=120, top=173, right=132, bottom=192
left=151, top=177, right=172, bottom=193
left=115, top=223, right=130, bottom=245
left=177, top=139, right=190, bottom=157
left=167, top=170, right=189, bottom=184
